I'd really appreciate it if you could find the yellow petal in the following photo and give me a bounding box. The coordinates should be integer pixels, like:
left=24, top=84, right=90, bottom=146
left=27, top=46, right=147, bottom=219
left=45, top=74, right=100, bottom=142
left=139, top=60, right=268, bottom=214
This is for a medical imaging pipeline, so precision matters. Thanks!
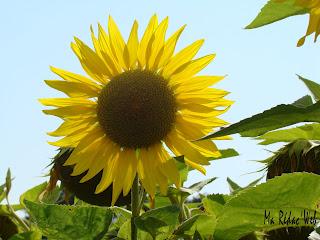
left=162, top=39, right=204, bottom=78
left=50, top=66, right=99, bottom=87
left=147, top=17, right=169, bottom=70
left=181, top=107, right=231, bottom=119
left=157, top=25, right=186, bottom=69
left=181, top=114, right=228, bottom=128
left=191, top=140, right=221, bottom=158
left=71, top=37, right=110, bottom=84
left=39, top=98, right=96, bottom=108
left=44, top=80, right=101, bottom=98
left=124, top=20, right=139, bottom=69
left=95, top=149, right=121, bottom=194
left=112, top=149, right=138, bottom=205
left=175, top=75, right=225, bottom=93
left=138, top=147, right=157, bottom=197
left=48, top=117, right=97, bottom=137
left=122, top=150, right=139, bottom=195
left=157, top=148, right=180, bottom=187
left=175, top=115, right=211, bottom=140
left=97, top=23, right=122, bottom=75
left=108, top=16, right=126, bottom=70
left=42, top=105, right=96, bottom=119
left=170, top=54, right=216, bottom=84
left=184, top=159, right=206, bottom=174
left=165, top=130, right=209, bottom=165
left=80, top=138, right=118, bottom=183
left=137, top=15, right=158, bottom=68
left=49, top=125, right=96, bottom=148
left=71, top=136, right=106, bottom=176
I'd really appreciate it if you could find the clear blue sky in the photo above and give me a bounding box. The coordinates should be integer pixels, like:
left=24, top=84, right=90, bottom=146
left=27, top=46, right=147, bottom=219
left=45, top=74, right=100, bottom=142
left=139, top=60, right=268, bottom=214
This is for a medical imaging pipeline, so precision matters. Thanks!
left=1, top=0, right=320, bottom=203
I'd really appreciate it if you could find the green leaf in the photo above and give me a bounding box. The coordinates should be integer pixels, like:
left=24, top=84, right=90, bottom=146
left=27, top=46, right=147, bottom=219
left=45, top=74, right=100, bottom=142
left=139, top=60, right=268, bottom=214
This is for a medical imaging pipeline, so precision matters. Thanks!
left=5, top=169, right=12, bottom=197
left=202, top=194, right=232, bottom=217
left=154, top=195, right=172, bottom=208
left=202, top=97, right=320, bottom=139
left=135, top=205, right=180, bottom=238
left=117, top=219, right=153, bottom=240
left=226, top=178, right=242, bottom=194
left=214, top=173, right=320, bottom=240
left=174, top=149, right=238, bottom=185
left=0, top=204, right=10, bottom=215
left=257, top=123, right=320, bottom=145
left=193, top=230, right=203, bottom=240
left=174, top=214, right=216, bottom=238
left=298, top=75, right=320, bottom=102
left=188, top=178, right=217, bottom=193
left=105, top=207, right=132, bottom=239
left=20, top=182, right=47, bottom=207
left=9, top=231, right=42, bottom=240
left=168, top=178, right=217, bottom=201
left=246, top=0, right=308, bottom=29
left=174, top=156, right=189, bottom=184
left=208, top=148, right=239, bottom=161
left=0, top=183, right=5, bottom=203
left=227, top=176, right=264, bottom=195
left=291, top=95, right=314, bottom=108
left=24, top=200, right=113, bottom=240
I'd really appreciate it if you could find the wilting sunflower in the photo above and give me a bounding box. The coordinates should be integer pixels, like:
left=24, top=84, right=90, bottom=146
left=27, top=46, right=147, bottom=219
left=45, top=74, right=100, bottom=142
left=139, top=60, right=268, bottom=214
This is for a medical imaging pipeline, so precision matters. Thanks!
left=276, top=0, right=320, bottom=46
left=40, top=15, right=232, bottom=205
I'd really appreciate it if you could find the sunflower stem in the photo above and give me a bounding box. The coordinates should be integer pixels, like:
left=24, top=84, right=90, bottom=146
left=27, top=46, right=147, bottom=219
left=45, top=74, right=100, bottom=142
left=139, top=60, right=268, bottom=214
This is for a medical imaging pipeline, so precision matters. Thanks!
left=131, top=175, right=140, bottom=240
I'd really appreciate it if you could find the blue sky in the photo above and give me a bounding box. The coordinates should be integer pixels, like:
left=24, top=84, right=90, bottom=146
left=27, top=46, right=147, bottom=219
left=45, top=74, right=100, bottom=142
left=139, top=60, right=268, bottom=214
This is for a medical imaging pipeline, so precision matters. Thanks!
left=1, top=0, right=320, bottom=203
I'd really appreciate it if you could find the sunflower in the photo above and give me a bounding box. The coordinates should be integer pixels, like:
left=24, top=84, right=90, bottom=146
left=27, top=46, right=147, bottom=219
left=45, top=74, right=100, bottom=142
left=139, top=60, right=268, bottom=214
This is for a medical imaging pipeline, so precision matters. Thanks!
left=276, top=0, right=320, bottom=46
left=40, top=15, right=232, bottom=205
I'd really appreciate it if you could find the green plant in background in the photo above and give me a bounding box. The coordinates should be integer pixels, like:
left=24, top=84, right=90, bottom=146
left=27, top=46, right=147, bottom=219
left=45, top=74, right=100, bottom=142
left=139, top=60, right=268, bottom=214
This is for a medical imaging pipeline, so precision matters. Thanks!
left=246, top=0, right=320, bottom=46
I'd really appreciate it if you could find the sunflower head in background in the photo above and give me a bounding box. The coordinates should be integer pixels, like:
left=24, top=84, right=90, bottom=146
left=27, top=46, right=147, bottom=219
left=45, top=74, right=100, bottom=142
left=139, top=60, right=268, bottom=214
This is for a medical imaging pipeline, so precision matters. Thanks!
left=263, top=140, right=320, bottom=179
left=40, top=15, right=232, bottom=205
left=276, top=0, right=320, bottom=46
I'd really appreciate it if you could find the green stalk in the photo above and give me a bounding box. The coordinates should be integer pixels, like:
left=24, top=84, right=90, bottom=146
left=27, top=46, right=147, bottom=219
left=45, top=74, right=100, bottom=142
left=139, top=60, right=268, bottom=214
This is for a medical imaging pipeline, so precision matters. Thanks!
left=131, top=175, right=140, bottom=240
left=5, top=196, right=30, bottom=232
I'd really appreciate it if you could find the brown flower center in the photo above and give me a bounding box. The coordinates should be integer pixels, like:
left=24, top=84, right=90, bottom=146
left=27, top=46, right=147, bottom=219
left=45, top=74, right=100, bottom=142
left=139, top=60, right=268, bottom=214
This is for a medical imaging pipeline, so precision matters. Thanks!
left=97, top=70, right=177, bottom=149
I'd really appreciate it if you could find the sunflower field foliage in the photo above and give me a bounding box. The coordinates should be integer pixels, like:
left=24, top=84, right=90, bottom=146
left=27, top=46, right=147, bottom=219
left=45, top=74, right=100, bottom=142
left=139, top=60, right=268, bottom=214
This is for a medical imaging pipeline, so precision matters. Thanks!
left=2, top=1, right=320, bottom=240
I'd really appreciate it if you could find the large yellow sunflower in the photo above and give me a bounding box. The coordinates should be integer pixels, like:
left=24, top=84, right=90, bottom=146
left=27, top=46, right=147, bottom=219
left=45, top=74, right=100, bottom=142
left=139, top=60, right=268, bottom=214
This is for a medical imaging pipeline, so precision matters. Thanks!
left=40, top=15, right=232, bottom=205
left=277, top=0, right=320, bottom=46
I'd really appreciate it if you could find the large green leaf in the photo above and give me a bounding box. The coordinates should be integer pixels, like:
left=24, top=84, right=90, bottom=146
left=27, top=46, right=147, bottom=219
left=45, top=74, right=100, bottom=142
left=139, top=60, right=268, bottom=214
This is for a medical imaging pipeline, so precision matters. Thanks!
left=298, top=75, right=320, bottom=102
left=135, top=205, right=180, bottom=238
left=117, top=219, right=154, bottom=240
left=24, top=200, right=113, bottom=240
left=214, top=173, right=320, bottom=240
left=9, top=231, right=42, bottom=240
left=246, top=0, right=308, bottom=29
left=20, top=182, right=47, bottom=207
left=174, top=214, right=217, bottom=238
left=257, top=123, right=320, bottom=145
left=202, top=96, right=320, bottom=139
left=20, top=182, right=60, bottom=207
left=104, top=207, right=132, bottom=239
left=202, top=194, right=232, bottom=217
